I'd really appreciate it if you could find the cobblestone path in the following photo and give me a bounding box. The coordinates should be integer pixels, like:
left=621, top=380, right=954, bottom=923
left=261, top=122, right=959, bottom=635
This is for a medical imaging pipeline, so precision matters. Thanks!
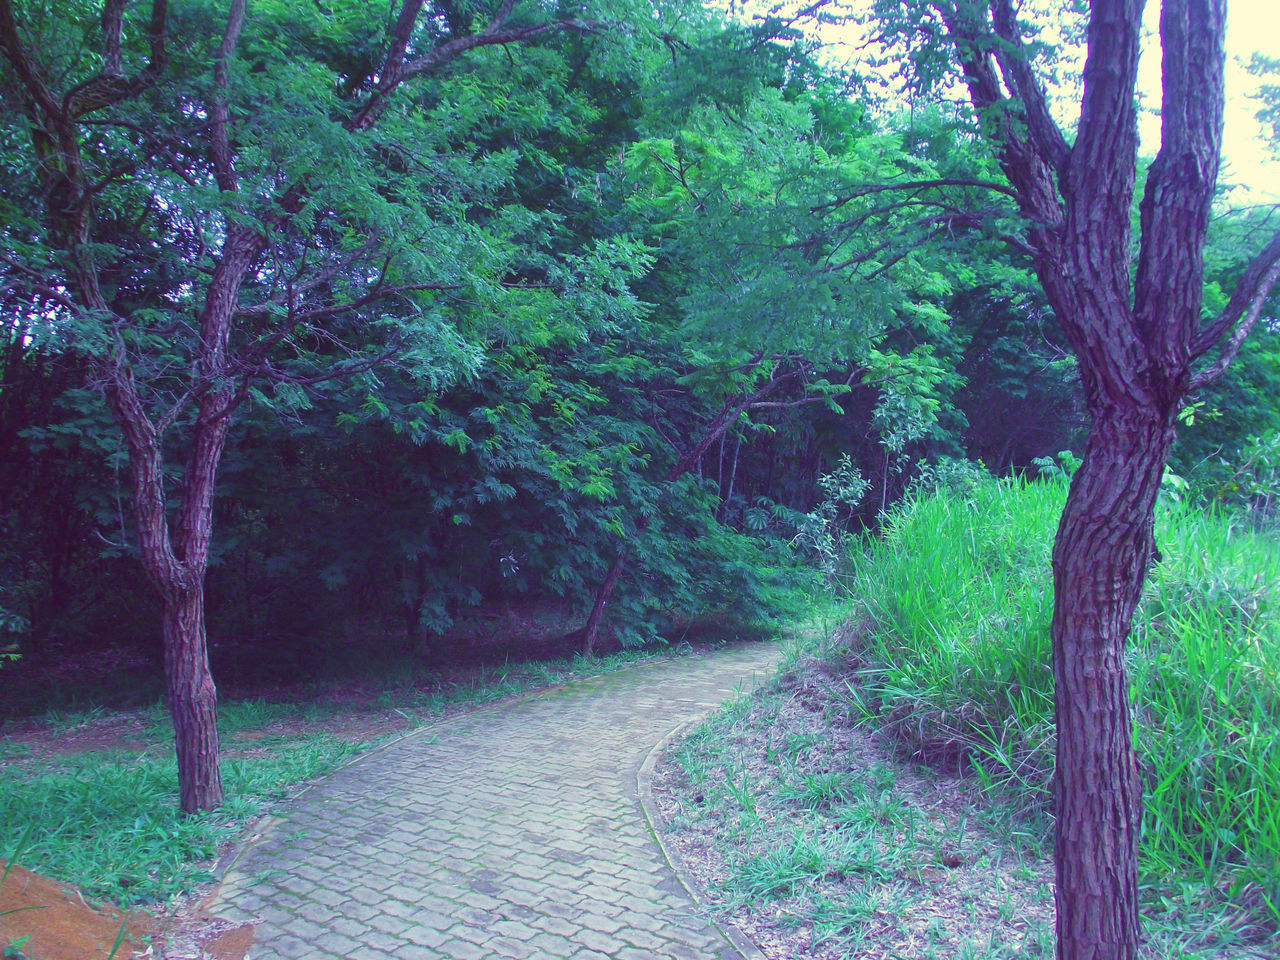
left=206, top=643, right=782, bottom=959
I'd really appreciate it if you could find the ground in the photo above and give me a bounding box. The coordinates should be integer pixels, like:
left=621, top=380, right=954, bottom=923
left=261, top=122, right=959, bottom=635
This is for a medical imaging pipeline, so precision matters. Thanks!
left=0, top=862, right=252, bottom=960
left=0, top=613, right=603, bottom=959
left=649, top=650, right=1059, bottom=960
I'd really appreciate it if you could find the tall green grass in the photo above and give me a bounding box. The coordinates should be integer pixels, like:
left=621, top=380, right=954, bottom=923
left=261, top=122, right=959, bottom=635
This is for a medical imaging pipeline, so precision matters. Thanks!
left=843, top=472, right=1280, bottom=935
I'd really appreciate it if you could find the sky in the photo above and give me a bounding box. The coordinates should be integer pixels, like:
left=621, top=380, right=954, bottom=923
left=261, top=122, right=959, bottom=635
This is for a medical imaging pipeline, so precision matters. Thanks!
left=728, top=0, right=1280, bottom=201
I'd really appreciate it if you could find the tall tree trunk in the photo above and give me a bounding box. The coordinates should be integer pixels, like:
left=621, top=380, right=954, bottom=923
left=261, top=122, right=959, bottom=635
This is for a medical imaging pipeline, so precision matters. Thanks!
left=162, top=584, right=223, bottom=814
left=1051, top=404, right=1175, bottom=960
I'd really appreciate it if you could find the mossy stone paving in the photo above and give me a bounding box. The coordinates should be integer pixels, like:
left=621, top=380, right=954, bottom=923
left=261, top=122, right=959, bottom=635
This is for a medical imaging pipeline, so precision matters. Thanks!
left=207, top=642, right=781, bottom=959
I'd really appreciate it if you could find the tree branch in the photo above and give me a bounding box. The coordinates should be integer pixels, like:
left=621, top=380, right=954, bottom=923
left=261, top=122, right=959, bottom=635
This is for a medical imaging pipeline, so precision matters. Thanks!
left=1188, top=228, right=1280, bottom=387
left=988, top=0, right=1070, bottom=175
left=209, top=0, right=246, bottom=193
left=347, top=0, right=606, bottom=132
left=63, top=0, right=168, bottom=118
left=1132, top=0, right=1226, bottom=366
left=0, top=0, right=60, bottom=116
left=811, top=177, right=1020, bottom=214
left=930, top=2, right=1063, bottom=231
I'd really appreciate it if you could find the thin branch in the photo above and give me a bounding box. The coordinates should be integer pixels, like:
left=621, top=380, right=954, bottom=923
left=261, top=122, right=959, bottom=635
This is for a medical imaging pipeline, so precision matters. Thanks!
left=400, top=19, right=606, bottom=80
left=989, top=0, right=1071, bottom=174
left=812, top=177, right=1020, bottom=214
left=101, top=0, right=127, bottom=75
left=64, top=0, right=169, bottom=117
left=209, top=0, right=246, bottom=193
left=0, top=0, right=60, bottom=116
left=1189, top=228, right=1280, bottom=387
left=347, top=0, right=606, bottom=132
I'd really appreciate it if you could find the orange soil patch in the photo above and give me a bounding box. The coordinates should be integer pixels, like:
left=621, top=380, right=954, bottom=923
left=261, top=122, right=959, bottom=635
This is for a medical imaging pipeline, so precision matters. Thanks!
left=0, top=862, right=255, bottom=960
left=0, top=860, right=154, bottom=959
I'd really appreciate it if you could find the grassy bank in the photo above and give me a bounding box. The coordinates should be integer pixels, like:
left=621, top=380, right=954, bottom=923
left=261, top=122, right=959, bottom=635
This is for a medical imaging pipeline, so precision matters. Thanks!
left=840, top=472, right=1279, bottom=943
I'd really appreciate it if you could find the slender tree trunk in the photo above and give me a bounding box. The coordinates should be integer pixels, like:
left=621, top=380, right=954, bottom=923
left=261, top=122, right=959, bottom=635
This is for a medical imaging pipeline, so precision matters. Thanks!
left=579, top=357, right=819, bottom=655
left=723, top=433, right=742, bottom=520
left=581, top=549, right=629, bottom=657
left=1051, top=404, right=1175, bottom=960
left=162, top=584, right=223, bottom=814
left=106, top=372, right=237, bottom=813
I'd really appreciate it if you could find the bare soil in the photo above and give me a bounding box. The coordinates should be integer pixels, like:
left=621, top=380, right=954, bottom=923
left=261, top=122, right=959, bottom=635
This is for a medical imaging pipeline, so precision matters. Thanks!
left=0, top=860, right=256, bottom=960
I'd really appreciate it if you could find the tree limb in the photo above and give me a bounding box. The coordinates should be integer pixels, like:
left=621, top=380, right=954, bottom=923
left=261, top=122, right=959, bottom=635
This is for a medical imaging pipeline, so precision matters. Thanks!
left=209, top=0, right=246, bottom=193
left=988, top=0, right=1070, bottom=175
left=64, top=0, right=168, bottom=118
left=811, top=177, right=1020, bottom=214
left=347, top=0, right=606, bottom=132
left=1188, top=228, right=1280, bottom=387
left=1132, top=0, right=1226, bottom=366
left=0, top=0, right=61, bottom=116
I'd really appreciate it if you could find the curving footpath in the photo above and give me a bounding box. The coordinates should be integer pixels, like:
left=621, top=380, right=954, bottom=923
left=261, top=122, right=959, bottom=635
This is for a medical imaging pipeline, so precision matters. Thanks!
left=205, top=642, right=782, bottom=960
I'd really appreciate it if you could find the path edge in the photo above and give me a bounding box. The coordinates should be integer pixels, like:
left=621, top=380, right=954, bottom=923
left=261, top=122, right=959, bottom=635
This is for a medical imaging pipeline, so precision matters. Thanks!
left=636, top=720, right=771, bottom=960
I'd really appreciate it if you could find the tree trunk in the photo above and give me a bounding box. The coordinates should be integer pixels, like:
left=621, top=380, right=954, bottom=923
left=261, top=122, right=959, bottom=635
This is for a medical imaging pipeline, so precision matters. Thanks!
left=582, top=549, right=629, bottom=657
left=1050, top=404, right=1175, bottom=960
left=162, top=585, right=224, bottom=813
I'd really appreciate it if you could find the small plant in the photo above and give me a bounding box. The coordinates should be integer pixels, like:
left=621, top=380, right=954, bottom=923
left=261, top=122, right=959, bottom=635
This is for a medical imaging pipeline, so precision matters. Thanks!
left=790, top=454, right=869, bottom=582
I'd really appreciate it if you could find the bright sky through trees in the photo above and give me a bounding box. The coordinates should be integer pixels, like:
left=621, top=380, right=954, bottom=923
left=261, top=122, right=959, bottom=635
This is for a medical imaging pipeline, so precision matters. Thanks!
left=728, top=0, right=1279, bottom=199
left=1153, top=0, right=1279, bottom=198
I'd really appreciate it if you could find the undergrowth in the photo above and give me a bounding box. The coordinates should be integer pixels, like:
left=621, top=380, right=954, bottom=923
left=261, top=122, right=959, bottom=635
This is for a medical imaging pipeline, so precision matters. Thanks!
left=665, top=626, right=1059, bottom=959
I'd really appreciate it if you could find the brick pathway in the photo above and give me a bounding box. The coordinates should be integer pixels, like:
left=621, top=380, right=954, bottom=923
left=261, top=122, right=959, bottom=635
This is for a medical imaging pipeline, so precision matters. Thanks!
left=206, top=643, right=782, bottom=959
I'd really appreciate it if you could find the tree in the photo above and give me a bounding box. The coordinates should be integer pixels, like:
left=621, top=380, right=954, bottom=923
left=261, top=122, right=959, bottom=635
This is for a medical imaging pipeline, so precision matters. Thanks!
left=870, top=1, right=1280, bottom=955
left=0, top=0, right=626, bottom=813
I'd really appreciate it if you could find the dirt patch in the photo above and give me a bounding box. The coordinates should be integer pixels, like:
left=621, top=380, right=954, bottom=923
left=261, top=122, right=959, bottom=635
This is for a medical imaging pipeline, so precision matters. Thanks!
left=0, top=861, right=253, bottom=960
left=0, top=714, right=154, bottom=765
left=1, top=860, right=154, bottom=959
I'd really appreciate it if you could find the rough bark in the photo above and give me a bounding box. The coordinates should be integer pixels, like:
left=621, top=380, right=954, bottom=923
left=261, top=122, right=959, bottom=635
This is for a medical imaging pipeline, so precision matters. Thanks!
left=923, top=1, right=1280, bottom=957
left=1049, top=407, right=1173, bottom=957
left=162, top=585, right=223, bottom=813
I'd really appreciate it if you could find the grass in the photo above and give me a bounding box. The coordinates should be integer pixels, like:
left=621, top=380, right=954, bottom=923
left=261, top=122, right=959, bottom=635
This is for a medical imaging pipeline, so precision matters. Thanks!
left=657, top=479, right=1278, bottom=957
left=1, top=739, right=362, bottom=905
left=0, top=641, right=692, bottom=908
left=840, top=472, right=1280, bottom=951
left=662, top=632, right=1059, bottom=959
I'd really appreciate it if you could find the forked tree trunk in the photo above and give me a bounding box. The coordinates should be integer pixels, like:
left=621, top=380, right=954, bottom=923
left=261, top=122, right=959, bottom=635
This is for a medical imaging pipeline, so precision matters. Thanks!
left=1050, top=405, right=1175, bottom=959
left=109, top=373, right=237, bottom=814
left=162, top=586, right=224, bottom=813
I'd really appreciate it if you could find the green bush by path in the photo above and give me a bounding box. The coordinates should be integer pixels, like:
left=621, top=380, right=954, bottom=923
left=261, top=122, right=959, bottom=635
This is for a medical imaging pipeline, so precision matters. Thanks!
left=842, top=470, right=1280, bottom=934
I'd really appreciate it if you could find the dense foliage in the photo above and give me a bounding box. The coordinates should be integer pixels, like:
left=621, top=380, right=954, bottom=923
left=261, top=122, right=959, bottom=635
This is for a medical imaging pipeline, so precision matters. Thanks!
left=0, top=0, right=1273, bottom=679
left=1, top=2, right=1278, bottom=955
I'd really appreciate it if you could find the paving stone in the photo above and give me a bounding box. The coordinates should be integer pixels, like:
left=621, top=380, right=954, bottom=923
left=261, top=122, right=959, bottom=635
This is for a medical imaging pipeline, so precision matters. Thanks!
left=208, top=644, right=780, bottom=959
